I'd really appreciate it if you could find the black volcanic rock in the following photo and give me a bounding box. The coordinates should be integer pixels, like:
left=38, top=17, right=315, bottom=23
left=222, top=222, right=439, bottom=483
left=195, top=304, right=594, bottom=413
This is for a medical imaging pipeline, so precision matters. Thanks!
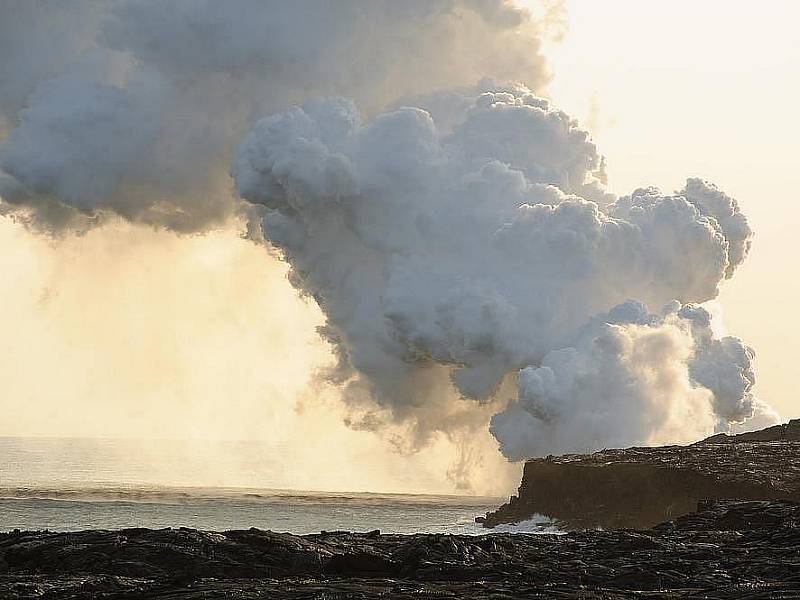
left=1, top=500, right=800, bottom=598
left=482, top=419, right=800, bottom=530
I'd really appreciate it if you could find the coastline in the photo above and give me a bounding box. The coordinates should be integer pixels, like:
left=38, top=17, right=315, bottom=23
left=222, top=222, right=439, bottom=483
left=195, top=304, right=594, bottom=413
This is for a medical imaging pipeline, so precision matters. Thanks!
left=1, top=499, right=798, bottom=598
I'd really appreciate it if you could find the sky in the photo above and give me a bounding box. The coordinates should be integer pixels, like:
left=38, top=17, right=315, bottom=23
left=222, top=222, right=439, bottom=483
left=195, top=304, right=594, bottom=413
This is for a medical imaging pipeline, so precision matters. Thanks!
left=537, top=0, right=800, bottom=419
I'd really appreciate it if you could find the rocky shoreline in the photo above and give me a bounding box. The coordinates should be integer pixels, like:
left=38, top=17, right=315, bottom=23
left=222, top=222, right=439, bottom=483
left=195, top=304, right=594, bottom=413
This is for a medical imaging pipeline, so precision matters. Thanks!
left=0, top=499, right=799, bottom=598
left=482, top=420, right=800, bottom=530
left=4, top=421, right=799, bottom=598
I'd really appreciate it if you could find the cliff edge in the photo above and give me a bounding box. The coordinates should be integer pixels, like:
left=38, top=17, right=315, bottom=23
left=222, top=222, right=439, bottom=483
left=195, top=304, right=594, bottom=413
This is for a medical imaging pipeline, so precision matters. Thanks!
left=481, top=419, right=800, bottom=529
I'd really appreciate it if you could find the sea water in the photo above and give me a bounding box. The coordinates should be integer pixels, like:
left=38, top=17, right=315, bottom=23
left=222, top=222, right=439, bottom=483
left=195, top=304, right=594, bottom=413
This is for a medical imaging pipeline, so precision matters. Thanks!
left=0, top=437, right=557, bottom=534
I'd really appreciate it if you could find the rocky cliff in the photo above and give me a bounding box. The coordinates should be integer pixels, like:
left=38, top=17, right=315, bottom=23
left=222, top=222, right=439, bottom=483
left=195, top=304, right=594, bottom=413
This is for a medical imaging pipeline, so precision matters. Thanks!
left=481, top=419, right=800, bottom=530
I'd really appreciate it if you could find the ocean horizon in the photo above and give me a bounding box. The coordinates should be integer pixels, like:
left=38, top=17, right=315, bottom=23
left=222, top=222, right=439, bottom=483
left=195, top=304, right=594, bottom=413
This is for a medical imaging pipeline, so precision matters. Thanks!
left=0, top=436, right=556, bottom=535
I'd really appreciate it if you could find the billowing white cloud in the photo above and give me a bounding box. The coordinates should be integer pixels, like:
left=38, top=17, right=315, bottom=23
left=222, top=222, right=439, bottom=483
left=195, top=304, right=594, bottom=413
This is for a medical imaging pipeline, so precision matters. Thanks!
left=0, top=1, right=776, bottom=470
left=0, top=0, right=548, bottom=231
left=490, top=314, right=716, bottom=459
left=233, top=90, right=775, bottom=458
left=1, top=76, right=158, bottom=210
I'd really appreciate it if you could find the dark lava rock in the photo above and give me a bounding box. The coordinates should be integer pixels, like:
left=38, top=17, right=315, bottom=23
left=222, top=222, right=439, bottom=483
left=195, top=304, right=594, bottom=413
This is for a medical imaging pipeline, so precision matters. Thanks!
left=1, top=500, right=799, bottom=598
left=483, top=419, right=800, bottom=530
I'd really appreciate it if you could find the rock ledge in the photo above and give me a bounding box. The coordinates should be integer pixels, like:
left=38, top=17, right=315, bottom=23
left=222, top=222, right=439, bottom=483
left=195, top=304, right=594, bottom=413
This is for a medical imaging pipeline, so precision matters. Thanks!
left=482, top=419, right=800, bottom=529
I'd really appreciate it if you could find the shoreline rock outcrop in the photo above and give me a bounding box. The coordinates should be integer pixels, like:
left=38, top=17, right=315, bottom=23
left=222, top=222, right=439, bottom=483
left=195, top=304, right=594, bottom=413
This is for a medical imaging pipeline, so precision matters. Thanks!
left=481, top=419, right=800, bottom=530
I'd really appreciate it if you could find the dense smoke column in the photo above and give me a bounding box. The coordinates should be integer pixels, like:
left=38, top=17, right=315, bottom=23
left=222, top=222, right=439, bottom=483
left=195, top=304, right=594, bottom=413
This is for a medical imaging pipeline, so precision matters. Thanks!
left=0, top=0, right=547, bottom=232
left=233, top=89, right=777, bottom=459
left=0, top=1, right=778, bottom=465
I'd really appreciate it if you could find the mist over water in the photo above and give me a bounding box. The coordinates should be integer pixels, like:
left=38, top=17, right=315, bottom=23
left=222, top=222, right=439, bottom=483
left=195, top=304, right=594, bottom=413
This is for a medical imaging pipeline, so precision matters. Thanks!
left=0, top=436, right=472, bottom=492
left=0, top=437, right=556, bottom=534
left=0, top=493, right=520, bottom=536
left=0, top=218, right=521, bottom=496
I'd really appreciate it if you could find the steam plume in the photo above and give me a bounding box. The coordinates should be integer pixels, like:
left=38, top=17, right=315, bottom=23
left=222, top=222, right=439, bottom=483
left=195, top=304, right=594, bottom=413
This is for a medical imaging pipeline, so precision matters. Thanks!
left=0, top=0, right=547, bottom=231
left=232, top=90, right=777, bottom=458
left=0, top=1, right=777, bottom=475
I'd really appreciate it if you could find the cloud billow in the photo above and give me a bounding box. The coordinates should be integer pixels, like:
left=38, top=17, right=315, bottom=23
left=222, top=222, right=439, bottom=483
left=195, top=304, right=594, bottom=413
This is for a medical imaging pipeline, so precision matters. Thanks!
left=0, top=0, right=776, bottom=468
left=233, top=90, right=776, bottom=458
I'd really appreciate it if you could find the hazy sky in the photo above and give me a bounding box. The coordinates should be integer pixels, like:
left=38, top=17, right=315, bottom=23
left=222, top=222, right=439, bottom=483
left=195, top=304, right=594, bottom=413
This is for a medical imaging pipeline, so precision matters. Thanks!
left=538, top=0, right=800, bottom=419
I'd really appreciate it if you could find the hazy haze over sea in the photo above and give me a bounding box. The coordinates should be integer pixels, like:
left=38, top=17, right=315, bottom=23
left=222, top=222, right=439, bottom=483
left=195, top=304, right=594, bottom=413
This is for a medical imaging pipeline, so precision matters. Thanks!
left=0, top=437, right=555, bottom=534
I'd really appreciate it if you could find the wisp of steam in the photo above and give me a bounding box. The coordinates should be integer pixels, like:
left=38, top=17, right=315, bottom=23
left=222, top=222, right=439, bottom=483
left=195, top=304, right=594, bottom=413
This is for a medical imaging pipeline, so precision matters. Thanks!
left=0, top=1, right=778, bottom=479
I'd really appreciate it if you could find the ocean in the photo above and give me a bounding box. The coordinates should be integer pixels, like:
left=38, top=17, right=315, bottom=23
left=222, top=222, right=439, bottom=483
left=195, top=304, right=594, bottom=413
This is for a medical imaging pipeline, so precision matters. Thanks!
left=0, top=437, right=556, bottom=535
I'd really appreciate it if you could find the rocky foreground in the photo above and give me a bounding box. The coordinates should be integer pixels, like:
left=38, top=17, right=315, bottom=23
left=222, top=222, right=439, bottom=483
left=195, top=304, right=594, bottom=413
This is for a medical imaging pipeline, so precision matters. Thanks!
left=482, top=419, right=800, bottom=530
left=0, top=499, right=799, bottom=599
